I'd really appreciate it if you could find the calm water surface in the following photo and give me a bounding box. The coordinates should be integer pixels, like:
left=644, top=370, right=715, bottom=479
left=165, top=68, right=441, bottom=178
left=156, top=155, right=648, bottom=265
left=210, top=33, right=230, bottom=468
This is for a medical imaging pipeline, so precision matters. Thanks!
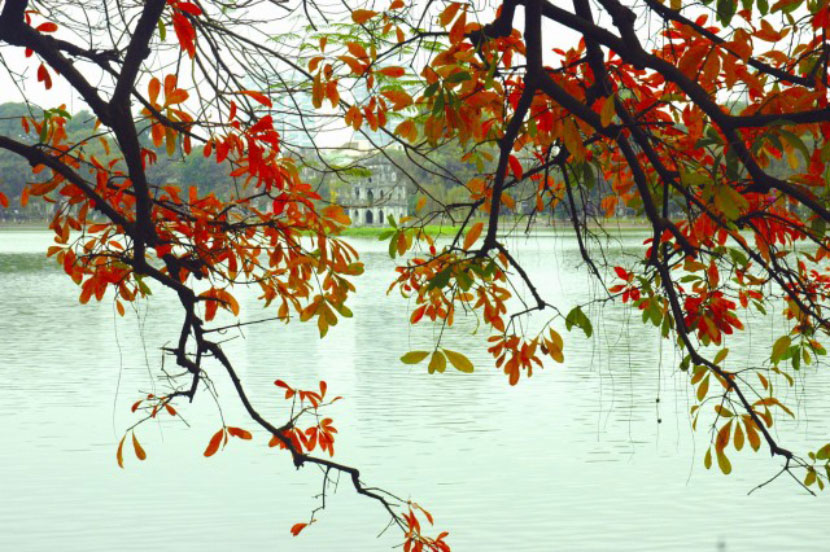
left=0, top=229, right=828, bottom=551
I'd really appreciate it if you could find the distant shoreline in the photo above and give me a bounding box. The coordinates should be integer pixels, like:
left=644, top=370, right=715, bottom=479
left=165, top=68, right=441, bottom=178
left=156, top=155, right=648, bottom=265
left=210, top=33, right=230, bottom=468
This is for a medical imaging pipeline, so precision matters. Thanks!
left=1, top=219, right=654, bottom=236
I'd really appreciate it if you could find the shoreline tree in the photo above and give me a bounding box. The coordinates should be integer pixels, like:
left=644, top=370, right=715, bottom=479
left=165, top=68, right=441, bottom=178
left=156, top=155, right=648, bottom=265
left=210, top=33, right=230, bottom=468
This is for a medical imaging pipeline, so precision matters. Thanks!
left=1, top=0, right=829, bottom=549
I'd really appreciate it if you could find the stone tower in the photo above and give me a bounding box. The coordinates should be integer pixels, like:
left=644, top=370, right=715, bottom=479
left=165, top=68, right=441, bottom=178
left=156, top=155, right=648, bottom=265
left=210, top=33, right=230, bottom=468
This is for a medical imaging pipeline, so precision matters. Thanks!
left=346, top=160, right=407, bottom=226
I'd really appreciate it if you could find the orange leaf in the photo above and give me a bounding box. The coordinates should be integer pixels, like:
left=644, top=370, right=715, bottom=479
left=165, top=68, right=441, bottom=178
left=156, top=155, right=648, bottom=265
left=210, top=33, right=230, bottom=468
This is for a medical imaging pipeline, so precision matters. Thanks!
left=164, top=74, right=177, bottom=98
left=463, top=221, right=483, bottom=250
left=204, top=428, right=224, bottom=457
left=351, top=9, right=378, bottom=24
left=338, top=55, right=366, bottom=76
left=394, top=119, right=417, bottom=143
left=380, top=89, right=413, bottom=110
left=148, top=78, right=161, bottom=105
left=346, top=42, right=369, bottom=60
left=132, top=432, right=147, bottom=461
left=165, top=88, right=189, bottom=105
left=439, top=2, right=462, bottom=27
left=228, top=427, right=253, bottom=440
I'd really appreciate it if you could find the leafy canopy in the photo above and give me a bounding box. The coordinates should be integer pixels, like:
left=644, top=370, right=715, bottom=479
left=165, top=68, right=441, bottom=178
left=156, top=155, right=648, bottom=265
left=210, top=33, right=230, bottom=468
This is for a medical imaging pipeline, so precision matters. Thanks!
left=2, top=0, right=830, bottom=548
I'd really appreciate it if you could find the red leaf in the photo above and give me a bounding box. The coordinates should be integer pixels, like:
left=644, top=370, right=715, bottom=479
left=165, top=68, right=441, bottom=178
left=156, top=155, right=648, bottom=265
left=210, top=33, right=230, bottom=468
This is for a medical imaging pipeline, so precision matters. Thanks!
left=238, top=90, right=273, bottom=108
left=172, top=12, right=196, bottom=58
left=0, top=192, right=8, bottom=209
left=176, top=2, right=203, bottom=16
left=377, top=66, right=405, bottom=78
left=290, top=522, right=308, bottom=536
left=508, top=154, right=523, bottom=180
left=36, top=22, right=58, bottom=33
left=614, top=266, right=629, bottom=281
left=37, top=63, right=52, bottom=90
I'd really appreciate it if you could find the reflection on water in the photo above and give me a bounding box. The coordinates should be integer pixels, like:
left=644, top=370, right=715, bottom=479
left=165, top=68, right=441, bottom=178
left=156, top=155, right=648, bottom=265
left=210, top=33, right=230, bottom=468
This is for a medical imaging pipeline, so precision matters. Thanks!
left=0, top=230, right=828, bottom=551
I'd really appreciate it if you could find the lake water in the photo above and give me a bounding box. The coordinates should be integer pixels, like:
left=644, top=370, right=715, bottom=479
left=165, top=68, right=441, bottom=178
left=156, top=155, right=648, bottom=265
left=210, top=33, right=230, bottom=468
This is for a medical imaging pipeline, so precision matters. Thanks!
left=0, top=229, right=828, bottom=551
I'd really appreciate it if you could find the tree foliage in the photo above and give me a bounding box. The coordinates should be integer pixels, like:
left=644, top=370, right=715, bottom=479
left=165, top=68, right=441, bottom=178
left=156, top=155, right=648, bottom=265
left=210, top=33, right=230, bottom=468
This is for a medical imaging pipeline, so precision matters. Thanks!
left=2, top=0, right=830, bottom=547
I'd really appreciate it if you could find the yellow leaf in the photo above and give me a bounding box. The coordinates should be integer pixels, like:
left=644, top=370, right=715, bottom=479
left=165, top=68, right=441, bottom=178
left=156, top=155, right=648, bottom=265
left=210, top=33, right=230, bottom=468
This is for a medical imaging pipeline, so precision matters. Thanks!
left=415, top=196, right=427, bottom=212
left=733, top=422, right=744, bottom=451
left=428, top=351, right=446, bottom=374
left=116, top=435, right=125, bottom=468
left=716, top=450, right=732, bottom=475
left=697, top=374, right=709, bottom=401
left=463, top=221, right=483, bottom=250
left=600, top=95, right=615, bottom=127
left=401, top=351, right=429, bottom=364
left=443, top=348, right=474, bottom=373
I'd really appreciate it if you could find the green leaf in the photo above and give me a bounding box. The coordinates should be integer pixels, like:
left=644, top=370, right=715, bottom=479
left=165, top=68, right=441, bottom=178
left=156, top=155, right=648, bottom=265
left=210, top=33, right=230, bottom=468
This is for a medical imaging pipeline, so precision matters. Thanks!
left=401, top=351, right=429, bottom=364
left=427, top=267, right=451, bottom=290
left=388, top=231, right=398, bottom=258
left=778, top=129, right=810, bottom=166
left=697, top=374, right=710, bottom=401
left=716, top=0, right=737, bottom=25
left=704, top=448, right=713, bottom=469
left=443, top=349, right=474, bottom=373
left=445, top=71, right=471, bottom=84
left=455, top=270, right=473, bottom=291
left=157, top=18, right=167, bottom=41
left=565, top=306, right=593, bottom=338
left=423, top=82, right=439, bottom=98
left=771, top=335, right=792, bottom=363
left=713, top=348, right=729, bottom=365
left=428, top=351, right=446, bottom=374
left=815, top=443, right=830, bottom=461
